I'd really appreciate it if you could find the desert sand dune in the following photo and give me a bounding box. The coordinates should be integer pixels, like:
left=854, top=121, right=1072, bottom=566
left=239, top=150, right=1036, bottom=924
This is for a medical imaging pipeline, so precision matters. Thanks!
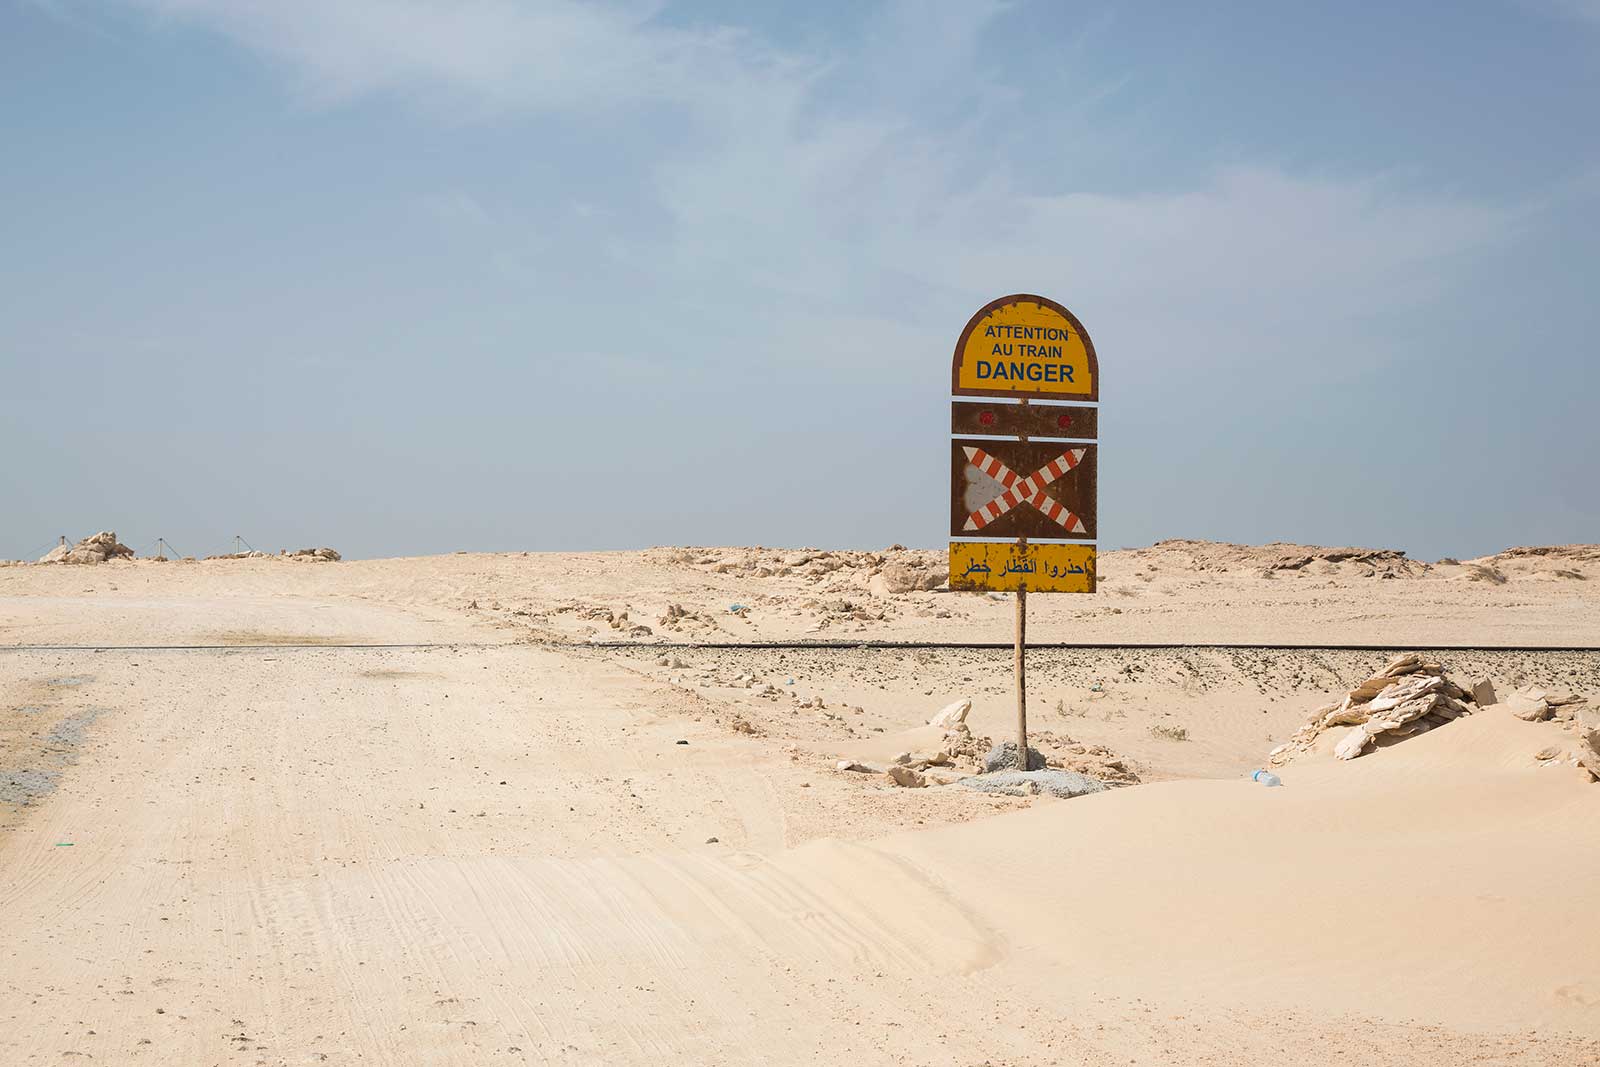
left=1, top=545, right=1597, bottom=1064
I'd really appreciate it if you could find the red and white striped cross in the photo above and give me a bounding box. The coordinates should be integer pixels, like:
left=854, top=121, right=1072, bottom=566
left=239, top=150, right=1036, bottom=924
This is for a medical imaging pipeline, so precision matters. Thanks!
left=962, top=445, right=1088, bottom=534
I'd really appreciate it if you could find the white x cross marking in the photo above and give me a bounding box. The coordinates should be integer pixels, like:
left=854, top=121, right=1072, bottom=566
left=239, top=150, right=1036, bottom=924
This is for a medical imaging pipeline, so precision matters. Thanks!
left=962, top=445, right=1087, bottom=533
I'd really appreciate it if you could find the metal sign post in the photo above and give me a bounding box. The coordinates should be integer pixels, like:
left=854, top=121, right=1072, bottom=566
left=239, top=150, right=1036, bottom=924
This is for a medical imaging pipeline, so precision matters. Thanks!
left=1015, top=397, right=1028, bottom=765
left=947, top=294, right=1100, bottom=766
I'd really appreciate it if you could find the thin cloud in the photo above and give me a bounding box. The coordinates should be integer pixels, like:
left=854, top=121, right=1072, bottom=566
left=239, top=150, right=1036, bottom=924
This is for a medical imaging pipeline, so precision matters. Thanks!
left=95, top=1, right=1525, bottom=385
left=110, top=0, right=806, bottom=114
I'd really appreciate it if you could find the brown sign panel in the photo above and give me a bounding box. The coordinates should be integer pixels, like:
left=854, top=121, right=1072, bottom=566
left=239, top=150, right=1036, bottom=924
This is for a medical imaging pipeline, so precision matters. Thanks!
left=950, top=438, right=1097, bottom=541
left=950, top=400, right=1097, bottom=440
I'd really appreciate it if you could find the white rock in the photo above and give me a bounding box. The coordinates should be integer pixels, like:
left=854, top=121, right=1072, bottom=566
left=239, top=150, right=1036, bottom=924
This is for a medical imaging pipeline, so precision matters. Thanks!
left=1334, top=726, right=1373, bottom=761
left=1500, top=692, right=1550, bottom=722
left=927, top=698, right=972, bottom=730
left=837, top=760, right=884, bottom=773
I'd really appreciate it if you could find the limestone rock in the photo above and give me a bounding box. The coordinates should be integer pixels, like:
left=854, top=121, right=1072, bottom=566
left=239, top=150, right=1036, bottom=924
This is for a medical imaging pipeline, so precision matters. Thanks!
left=1345, top=676, right=1395, bottom=705
left=920, top=766, right=971, bottom=786
left=42, top=531, right=134, bottom=564
left=1367, top=674, right=1443, bottom=714
left=1576, top=708, right=1600, bottom=781
left=1470, top=677, right=1497, bottom=707
left=927, top=698, right=972, bottom=730
left=1273, top=655, right=1483, bottom=769
left=885, top=765, right=926, bottom=788
left=1377, top=653, right=1427, bottom=679
left=1334, top=726, right=1373, bottom=761
left=870, top=561, right=944, bottom=596
left=285, top=547, right=342, bottom=562
left=1500, top=690, right=1551, bottom=722
left=837, top=760, right=884, bottom=774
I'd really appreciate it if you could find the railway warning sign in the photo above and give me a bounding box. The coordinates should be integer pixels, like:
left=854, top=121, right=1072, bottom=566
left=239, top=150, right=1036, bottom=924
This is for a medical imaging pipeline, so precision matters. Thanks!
left=951, top=294, right=1098, bottom=401
left=950, top=438, right=1097, bottom=542
left=948, top=542, right=1096, bottom=593
left=948, top=294, right=1099, bottom=594
left=945, top=292, right=1101, bottom=770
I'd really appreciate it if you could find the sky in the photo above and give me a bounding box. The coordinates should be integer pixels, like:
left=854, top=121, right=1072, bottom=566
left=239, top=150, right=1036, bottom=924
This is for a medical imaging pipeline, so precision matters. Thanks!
left=2, top=0, right=1597, bottom=562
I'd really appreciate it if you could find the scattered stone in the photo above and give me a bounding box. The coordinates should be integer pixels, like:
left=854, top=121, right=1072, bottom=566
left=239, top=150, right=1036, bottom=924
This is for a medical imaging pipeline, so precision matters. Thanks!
left=885, top=765, right=926, bottom=788
left=836, top=760, right=885, bottom=774
left=1545, top=690, right=1588, bottom=722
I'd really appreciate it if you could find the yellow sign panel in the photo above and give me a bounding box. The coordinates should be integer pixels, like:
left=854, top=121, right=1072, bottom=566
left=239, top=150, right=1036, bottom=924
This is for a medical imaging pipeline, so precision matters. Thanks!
left=952, top=297, right=1095, bottom=399
left=948, top=542, right=1096, bottom=593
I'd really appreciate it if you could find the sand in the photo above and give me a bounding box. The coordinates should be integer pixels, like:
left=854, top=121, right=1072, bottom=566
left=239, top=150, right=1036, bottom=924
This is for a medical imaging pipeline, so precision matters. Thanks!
left=1, top=544, right=1597, bottom=1064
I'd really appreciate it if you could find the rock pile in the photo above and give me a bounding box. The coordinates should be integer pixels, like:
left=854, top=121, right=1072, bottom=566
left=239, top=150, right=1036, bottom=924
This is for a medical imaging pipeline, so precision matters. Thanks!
left=867, top=560, right=945, bottom=596
left=1271, top=654, right=1597, bottom=779
left=841, top=698, right=1136, bottom=791
left=1269, top=654, right=1478, bottom=764
left=657, top=602, right=719, bottom=634
left=284, top=547, right=341, bottom=562
left=37, top=532, right=134, bottom=565
left=1131, top=539, right=1426, bottom=578
left=641, top=545, right=947, bottom=596
left=1496, top=684, right=1598, bottom=781
left=837, top=698, right=982, bottom=788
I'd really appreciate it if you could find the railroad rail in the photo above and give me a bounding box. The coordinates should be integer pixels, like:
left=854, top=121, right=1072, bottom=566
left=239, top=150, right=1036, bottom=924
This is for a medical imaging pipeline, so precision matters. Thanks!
left=2, top=641, right=1598, bottom=654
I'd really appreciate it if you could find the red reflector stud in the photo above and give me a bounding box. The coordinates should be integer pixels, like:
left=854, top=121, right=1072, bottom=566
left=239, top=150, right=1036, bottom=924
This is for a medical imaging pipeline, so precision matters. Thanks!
left=978, top=410, right=996, bottom=427
left=1057, top=413, right=1074, bottom=429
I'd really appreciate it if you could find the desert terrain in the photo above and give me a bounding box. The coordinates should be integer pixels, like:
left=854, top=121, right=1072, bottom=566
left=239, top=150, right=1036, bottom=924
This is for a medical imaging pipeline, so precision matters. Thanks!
left=2, top=540, right=1598, bottom=1065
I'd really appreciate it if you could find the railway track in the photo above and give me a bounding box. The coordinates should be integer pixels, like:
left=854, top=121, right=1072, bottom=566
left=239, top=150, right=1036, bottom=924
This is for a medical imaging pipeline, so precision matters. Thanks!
left=2, top=641, right=1599, bottom=654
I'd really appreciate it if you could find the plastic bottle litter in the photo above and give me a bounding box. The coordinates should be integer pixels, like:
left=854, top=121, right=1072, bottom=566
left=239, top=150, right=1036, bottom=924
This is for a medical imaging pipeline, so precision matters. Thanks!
left=1251, top=769, right=1282, bottom=787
